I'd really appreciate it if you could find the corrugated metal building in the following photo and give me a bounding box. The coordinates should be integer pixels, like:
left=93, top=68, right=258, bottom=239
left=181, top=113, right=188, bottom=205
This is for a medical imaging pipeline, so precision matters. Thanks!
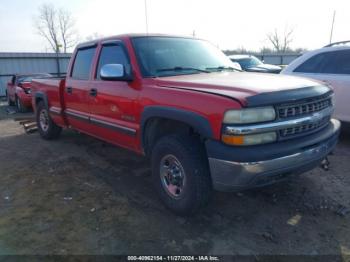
left=224, top=52, right=301, bottom=65
left=0, top=52, right=71, bottom=96
left=256, top=53, right=300, bottom=65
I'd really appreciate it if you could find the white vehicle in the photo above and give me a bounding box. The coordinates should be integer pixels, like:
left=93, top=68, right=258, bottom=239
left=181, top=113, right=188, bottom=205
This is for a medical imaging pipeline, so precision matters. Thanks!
left=281, top=41, right=350, bottom=122
left=229, top=60, right=242, bottom=71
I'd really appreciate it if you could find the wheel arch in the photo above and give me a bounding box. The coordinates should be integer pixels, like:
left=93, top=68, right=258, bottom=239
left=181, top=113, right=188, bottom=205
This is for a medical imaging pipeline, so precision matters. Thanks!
left=141, top=106, right=213, bottom=156
left=34, top=92, right=49, bottom=110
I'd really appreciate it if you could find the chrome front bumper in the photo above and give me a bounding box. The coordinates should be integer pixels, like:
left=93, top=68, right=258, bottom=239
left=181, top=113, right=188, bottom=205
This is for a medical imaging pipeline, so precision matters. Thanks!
left=208, top=119, right=340, bottom=191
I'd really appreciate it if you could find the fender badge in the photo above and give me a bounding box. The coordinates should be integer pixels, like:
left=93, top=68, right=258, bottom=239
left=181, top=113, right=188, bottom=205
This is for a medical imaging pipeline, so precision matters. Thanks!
left=110, top=105, right=118, bottom=112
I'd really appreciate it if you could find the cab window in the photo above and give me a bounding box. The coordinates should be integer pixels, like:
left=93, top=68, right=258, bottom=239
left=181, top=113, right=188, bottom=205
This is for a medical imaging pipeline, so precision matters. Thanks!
left=335, top=50, right=350, bottom=74
left=294, top=50, right=350, bottom=74
left=96, top=44, right=129, bottom=80
left=294, top=52, right=335, bottom=73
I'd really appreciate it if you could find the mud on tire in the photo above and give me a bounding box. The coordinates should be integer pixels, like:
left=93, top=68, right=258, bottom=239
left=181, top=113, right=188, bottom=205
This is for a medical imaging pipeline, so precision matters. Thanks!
left=151, top=134, right=212, bottom=215
left=36, top=101, right=62, bottom=140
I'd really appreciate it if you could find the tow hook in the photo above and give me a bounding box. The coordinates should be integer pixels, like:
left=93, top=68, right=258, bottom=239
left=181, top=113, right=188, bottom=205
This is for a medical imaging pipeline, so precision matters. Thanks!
left=321, top=157, right=330, bottom=171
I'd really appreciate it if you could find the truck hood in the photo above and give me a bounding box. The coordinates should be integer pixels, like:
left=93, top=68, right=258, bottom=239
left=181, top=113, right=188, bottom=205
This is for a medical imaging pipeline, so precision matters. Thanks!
left=155, top=72, right=330, bottom=106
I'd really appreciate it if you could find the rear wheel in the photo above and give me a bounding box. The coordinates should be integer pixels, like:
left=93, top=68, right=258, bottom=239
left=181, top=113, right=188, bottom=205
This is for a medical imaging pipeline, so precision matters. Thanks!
left=151, top=134, right=212, bottom=215
left=16, top=96, right=28, bottom=113
left=36, top=101, right=62, bottom=140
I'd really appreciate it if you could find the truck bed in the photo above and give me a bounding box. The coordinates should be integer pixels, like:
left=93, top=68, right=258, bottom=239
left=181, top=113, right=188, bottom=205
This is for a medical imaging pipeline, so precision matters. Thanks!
left=31, top=78, right=66, bottom=127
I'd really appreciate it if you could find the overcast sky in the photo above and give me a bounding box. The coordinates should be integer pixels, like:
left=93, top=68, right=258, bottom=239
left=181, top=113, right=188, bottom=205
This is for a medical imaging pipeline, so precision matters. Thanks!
left=0, top=0, right=349, bottom=52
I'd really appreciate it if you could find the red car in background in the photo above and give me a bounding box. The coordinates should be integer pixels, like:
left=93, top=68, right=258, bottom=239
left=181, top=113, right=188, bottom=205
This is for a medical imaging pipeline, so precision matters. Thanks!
left=6, top=73, right=51, bottom=112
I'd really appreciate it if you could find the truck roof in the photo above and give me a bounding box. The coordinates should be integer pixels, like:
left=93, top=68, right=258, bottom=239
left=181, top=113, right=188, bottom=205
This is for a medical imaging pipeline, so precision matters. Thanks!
left=76, top=33, right=201, bottom=49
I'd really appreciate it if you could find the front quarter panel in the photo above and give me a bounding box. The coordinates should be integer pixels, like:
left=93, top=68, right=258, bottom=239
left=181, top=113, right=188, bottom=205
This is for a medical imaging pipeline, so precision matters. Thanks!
left=139, top=80, right=242, bottom=142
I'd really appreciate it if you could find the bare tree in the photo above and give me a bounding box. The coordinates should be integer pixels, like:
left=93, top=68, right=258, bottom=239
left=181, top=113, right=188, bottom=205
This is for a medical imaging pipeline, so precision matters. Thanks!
left=282, top=28, right=294, bottom=52
left=58, top=9, right=77, bottom=53
left=267, top=27, right=294, bottom=53
left=35, top=4, right=60, bottom=53
left=34, top=4, right=77, bottom=53
left=267, top=29, right=280, bottom=52
left=260, top=46, right=273, bottom=54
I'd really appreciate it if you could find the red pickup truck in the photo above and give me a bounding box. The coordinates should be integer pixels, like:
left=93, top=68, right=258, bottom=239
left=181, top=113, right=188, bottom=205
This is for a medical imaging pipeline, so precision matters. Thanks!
left=31, top=34, right=340, bottom=214
left=6, top=73, right=51, bottom=112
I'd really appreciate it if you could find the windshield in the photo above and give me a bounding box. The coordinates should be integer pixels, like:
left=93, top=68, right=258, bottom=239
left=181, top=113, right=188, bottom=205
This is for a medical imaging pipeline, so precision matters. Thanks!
left=17, top=74, right=51, bottom=83
left=132, top=37, right=236, bottom=77
left=235, top=56, right=263, bottom=69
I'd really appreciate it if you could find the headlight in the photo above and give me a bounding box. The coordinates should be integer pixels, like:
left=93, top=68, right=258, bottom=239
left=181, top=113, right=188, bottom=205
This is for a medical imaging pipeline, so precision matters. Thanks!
left=222, top=132, right=277, bottom=146
left=223, top=107, right=276, bottom=124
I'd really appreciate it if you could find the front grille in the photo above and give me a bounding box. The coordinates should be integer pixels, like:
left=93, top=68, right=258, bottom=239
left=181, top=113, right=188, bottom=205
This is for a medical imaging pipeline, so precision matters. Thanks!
left=276, top=93, right=333, bottom=139
left=278, top=94, right=332, bottom=119
left=280, top=116, right=330, bottom=138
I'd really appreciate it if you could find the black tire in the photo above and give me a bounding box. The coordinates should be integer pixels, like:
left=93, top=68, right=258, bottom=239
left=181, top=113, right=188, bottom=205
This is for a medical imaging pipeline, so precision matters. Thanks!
left=6, top=92, right=15, bottom=106
left=36, top=101, right=62, bottom=140
left=16, top=96, right=28, bottom=113
left=151, top=134, right=212, bottom=215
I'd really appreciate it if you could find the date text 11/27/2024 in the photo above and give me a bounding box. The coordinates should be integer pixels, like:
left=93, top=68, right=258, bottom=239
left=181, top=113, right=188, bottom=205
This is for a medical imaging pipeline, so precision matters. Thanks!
left=127, top=256, right=220, bottom=261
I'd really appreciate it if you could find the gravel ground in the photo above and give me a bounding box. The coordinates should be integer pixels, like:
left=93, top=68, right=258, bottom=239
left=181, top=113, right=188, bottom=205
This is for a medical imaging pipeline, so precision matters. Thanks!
left=0, top=101, right=349, bottom=257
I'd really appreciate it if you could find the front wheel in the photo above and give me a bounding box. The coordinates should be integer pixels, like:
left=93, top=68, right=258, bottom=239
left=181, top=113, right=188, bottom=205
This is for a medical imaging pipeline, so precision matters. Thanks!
left=36, top=101, right=62, bottom=140
left=151, top=134, right=212, bottom=215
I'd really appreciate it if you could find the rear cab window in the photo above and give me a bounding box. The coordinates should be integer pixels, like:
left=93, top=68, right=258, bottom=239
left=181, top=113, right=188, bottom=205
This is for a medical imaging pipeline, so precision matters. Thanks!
left=71, top=46, right=97, bottom=80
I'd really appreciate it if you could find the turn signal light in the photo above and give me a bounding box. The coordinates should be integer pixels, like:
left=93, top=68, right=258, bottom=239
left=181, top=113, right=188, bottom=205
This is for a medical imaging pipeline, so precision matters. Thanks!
left=222, top=132, right=277, bottom=146
left=222, top=135, right=245, bottom=145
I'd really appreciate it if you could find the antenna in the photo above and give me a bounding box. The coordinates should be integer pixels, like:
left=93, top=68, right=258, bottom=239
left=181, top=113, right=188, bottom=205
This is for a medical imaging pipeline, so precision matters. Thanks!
left=144, top=0, right=149, bottom=34
left=329, top=10, right=336, bottom=44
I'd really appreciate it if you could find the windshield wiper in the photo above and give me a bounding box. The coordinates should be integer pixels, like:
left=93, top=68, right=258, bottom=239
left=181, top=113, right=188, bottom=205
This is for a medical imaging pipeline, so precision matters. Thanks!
left=206, top=66, right=242, bottom=72
left=156, top=66, right=210, bottom=73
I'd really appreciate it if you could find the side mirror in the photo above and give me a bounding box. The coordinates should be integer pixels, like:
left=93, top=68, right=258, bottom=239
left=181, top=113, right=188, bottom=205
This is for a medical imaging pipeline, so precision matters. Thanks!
left=100, top=64, right=132, bottom=81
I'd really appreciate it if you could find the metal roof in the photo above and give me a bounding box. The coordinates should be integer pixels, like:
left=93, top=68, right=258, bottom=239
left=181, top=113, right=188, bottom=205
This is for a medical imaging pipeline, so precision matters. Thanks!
left=0, top=52, right=72, bottom=58
left=76, top=34, right=202, bottom=49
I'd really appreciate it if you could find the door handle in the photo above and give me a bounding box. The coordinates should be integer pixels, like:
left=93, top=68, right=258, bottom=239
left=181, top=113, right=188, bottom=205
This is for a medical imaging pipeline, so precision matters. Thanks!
left=89, top=88, right=97, bottom=97
left=66, top=86, right=73, bottom=94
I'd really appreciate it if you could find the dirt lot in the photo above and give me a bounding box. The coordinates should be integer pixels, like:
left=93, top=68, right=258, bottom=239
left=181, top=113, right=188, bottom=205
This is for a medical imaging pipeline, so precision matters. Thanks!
left=0, top=101, right=349, bottom=257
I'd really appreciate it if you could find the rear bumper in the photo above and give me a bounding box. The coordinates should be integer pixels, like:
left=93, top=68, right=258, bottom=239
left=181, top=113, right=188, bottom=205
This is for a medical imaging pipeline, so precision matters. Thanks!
left=206, top=119, right=341, bottom=191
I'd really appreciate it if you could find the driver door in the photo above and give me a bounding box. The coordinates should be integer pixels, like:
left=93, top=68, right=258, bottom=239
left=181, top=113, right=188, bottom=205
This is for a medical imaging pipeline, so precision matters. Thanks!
left=88, top=41, right=139, bottom=150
